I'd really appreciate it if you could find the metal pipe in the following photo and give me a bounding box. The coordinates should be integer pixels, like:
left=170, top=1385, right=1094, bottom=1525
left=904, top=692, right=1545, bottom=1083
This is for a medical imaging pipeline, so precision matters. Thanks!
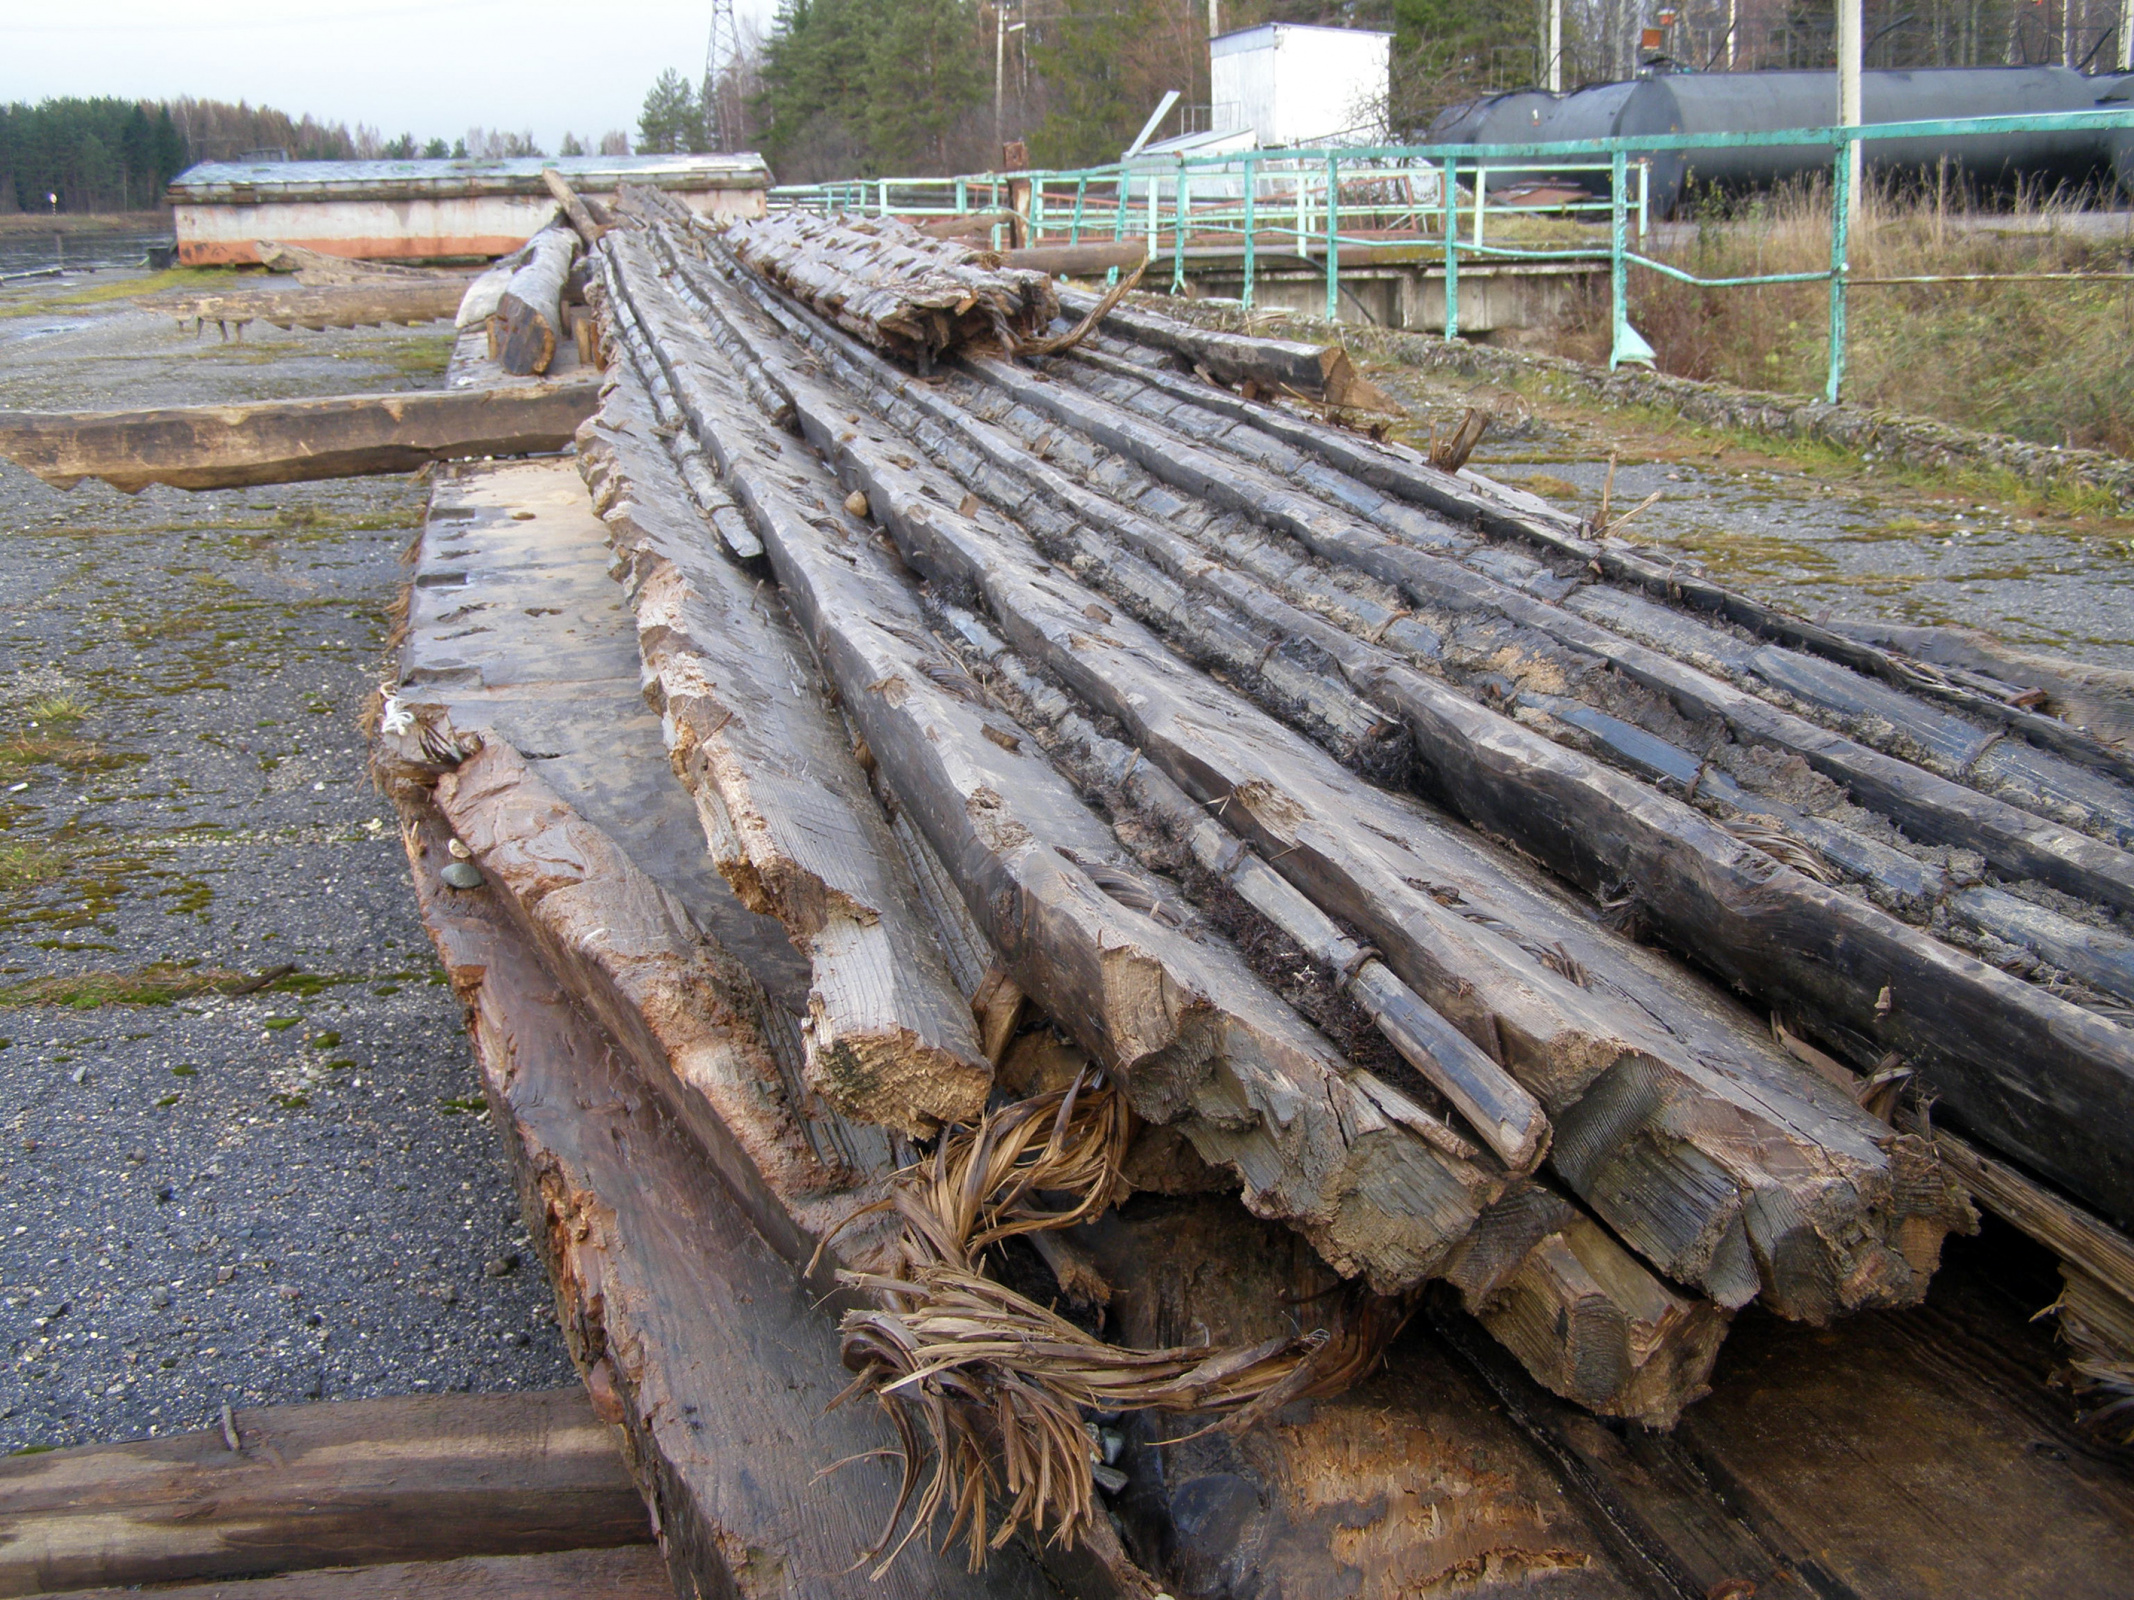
left=1609, top=147, right=1628, bottom=371
left=1827, top=136, right=1852, bottom=403
left=1173, top=162, right=1189, bottom=295
left=1242, top=154, right=1257, bottom=311
left=1324, top=150, right=1339, bottom=322
left=1444, top=155, right=1461, bottom=341
left=1836, top=0, right=1864, bottom=224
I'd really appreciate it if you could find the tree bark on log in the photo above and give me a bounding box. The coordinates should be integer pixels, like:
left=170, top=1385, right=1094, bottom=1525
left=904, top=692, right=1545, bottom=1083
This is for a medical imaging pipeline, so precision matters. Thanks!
left=575, top=347, right=993, bottom=1136
left=0, top=383, right=596, bottom=492
left=499, top=224, right=578, bottom=377
left=725, top=211, right=1058, bottom=365
left=690, top=245, right=1963, bottom=1320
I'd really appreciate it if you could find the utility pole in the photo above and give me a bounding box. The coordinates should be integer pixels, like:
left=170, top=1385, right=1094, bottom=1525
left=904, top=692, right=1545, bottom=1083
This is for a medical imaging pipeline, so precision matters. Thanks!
left=995, top=0, right=1007, bottom=157
left=702, top=0, right=739, bottom=150
left=1727, top=0, right=1738, bottom=69
left=1209, top=0, right=1220, bottom=38
left=2123, top=0, right=2133, bottom=71
left=1836, top=0, right=1862, bottom=223
left=1546, top=0, right=1562, bottom=90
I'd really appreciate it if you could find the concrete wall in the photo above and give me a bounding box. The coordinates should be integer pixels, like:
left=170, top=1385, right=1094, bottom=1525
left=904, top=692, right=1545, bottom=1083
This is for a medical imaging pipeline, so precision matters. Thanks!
left=173, top=187, right=766, bottom=265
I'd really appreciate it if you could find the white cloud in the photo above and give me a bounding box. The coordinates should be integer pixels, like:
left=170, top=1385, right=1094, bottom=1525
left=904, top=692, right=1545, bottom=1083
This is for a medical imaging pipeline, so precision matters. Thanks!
left=0, top=0, right=782, bottom=154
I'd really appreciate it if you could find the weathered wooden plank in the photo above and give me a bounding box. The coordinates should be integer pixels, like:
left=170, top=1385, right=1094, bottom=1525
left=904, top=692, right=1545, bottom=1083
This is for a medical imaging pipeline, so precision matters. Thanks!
left=0, top=1391, right=648, bottom=1597
left=952, top=610, right=1546, bottom=1172
left=616, top=244, right=1508, bottom=1293
left=0, top=384, right=596, bottom=493
left=36, top=1547, right=676, bottom=1600
left=991, top=346, right=2134, bottom=922
left=699, top=254, right=1962, bottom=1320
left=376, top=456, right=888, bottom=1275
left=389, top=797, right=1064, bottom=1600
left=1058, top=285, right=1386, bottom=409
left=1074, top=323, right=2134, bottom=786
left=1074, top=1195, right=1651, bottom=1596
left=937, top=616, right=1729, bottom=1422
left=147, top=280, right=465, bottom=332
left=499, top=224, right=578, bottom=376
left=1949, top=886, right=2134, bottom=1005
left=576, top=339, right=992, bottom=1135
left=1667, top=1259, right=2134, bottom=1600
left=926, top=346, right=2134, bottom=1227
left=586, top=261, right=763, bottom=561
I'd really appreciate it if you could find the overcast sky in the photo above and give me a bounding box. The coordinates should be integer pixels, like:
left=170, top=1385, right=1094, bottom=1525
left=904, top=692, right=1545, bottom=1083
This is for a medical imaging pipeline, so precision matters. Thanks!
left=0, top=0, right=780, bottom=153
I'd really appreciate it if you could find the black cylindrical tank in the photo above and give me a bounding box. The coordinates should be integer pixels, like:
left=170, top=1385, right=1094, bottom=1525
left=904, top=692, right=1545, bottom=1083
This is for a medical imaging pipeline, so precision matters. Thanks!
left=1433, top=67, right=2126, bottom=214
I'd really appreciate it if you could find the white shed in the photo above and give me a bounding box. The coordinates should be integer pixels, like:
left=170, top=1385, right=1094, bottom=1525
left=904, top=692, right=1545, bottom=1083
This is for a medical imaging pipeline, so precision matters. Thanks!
left=1209, top=24, right=1392, bottom=148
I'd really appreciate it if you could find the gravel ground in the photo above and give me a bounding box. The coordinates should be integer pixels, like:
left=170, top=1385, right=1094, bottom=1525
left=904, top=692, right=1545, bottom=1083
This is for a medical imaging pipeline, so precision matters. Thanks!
left=0, top=269, right=575, bottom=1452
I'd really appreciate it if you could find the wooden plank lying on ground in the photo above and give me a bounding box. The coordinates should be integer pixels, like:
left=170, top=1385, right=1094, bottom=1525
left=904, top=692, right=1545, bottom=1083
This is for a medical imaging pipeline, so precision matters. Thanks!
left=0, top=1390, right=648, bottom=1597
left=0, top=383, right=598, bottom=492
left=147, top=281, right=465, bottom=331
left=35, top=1547, right=674, bottom=1600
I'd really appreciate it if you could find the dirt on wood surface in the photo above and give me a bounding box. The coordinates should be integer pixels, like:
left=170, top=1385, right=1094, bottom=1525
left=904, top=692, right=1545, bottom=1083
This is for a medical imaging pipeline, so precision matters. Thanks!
left=0, top=269, right=574, bottom=1452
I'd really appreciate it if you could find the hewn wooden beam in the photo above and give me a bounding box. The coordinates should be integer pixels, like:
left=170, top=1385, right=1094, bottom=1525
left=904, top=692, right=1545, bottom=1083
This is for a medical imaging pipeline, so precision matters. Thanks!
left=147, top=280, right=464, bottom=332
left=39, top=1547, right=676, bottom=1600
left=612, top=241, right=1507, bottom=1292
left=0, top=1391, right=647, bottom=1597
left=0, top=384, right=596, bottom=493
left=576, top=344, right=993, bottom=1136
left=693, top=245, right=1961, bottom=1321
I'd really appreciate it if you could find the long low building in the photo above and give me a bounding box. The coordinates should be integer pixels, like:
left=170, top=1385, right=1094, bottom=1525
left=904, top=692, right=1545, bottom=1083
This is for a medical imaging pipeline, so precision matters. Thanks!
left=167, top=152, right=770, bottom=265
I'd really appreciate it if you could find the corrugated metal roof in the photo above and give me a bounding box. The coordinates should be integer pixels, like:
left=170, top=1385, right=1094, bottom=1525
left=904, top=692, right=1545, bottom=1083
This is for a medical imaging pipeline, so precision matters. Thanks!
left=170, top=153, right=770, bottom=203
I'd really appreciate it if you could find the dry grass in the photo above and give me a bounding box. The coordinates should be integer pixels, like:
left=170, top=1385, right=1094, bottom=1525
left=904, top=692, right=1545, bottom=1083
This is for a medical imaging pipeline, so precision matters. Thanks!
left=1552, top=180, right=2134, bottom=456
left=831, top=1072, right=1402, bottom=1573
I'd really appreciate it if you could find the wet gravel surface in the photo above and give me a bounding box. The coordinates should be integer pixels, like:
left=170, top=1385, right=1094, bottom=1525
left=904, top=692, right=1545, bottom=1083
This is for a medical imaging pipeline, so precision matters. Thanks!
left=0, top=271, right=574, bottom=1451
left=1379, top=367, right=2134, bottom=672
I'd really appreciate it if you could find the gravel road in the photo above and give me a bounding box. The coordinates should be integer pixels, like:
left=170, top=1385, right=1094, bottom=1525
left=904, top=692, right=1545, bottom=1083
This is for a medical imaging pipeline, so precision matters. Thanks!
left=0, top=268, right=575, bottom=1452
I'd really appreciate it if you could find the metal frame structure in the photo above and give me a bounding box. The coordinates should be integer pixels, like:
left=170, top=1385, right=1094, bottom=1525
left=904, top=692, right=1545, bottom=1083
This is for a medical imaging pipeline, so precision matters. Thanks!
left=770, top=110, right=2134, bottom=403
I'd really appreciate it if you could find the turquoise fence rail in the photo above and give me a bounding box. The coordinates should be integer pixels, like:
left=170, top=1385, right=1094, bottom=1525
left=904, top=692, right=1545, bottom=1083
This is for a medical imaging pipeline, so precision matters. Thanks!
left=768, top=110, right=2134, bottom=404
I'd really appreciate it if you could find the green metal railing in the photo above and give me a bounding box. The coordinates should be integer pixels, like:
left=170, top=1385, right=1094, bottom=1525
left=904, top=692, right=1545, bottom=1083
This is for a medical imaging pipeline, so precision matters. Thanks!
left=768, top=109, right=2134, bottom=404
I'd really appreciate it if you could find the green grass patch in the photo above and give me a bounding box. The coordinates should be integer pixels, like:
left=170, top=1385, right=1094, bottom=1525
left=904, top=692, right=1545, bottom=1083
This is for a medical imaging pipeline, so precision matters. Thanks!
left=438, top=1095, right=487, bottom=1116
left=0, top=964, right=245, bottom=1008
left=0, top=266, right=240, bottom=320
left=0, top=840, right=65, bottom=893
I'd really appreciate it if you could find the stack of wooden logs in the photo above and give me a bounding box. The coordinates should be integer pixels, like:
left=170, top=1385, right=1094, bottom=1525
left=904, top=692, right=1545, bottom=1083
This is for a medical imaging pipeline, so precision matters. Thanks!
left=590, top=198, right=2039, bottom=1376
left=722, top=209, right=1060, bottom=367
left=365, top=184, right=2134, bottom=1588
